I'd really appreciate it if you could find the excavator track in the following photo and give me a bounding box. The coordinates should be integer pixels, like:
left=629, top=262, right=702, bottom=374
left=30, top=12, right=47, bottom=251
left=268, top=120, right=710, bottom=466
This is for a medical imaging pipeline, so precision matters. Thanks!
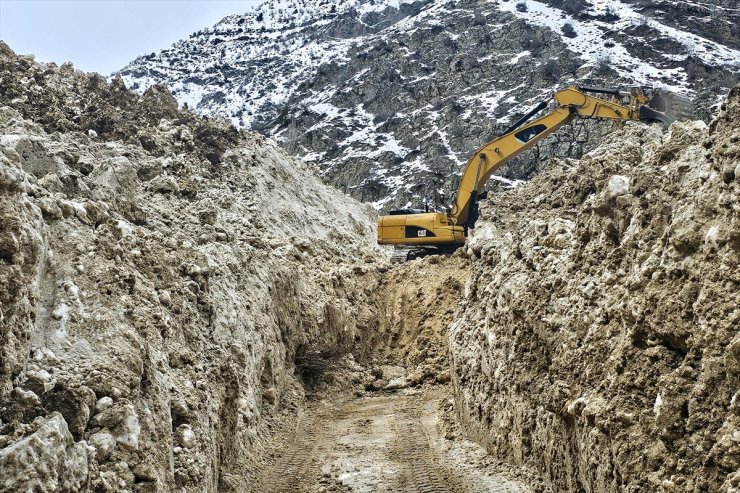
left=261, top=407, right=336, bottom=493
left=391, top=247, right=414, bottom=264
left=390, top=247, right=455, bottom=264
left=391, top=405, right=467, bottom=493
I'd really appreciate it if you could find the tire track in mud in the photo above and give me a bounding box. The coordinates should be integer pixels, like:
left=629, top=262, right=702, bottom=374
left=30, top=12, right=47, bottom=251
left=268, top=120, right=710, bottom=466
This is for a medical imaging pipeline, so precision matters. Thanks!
left=392, top=404, right=466, bottom=493
left=261, top=408, right=330, bottom=493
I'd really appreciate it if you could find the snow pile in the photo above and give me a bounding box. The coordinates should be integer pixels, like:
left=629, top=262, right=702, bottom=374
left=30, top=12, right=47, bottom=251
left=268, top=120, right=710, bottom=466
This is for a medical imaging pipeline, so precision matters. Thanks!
left=0, top=43, right=386, bottom=492
left=450, top=85, right=740, bottom=492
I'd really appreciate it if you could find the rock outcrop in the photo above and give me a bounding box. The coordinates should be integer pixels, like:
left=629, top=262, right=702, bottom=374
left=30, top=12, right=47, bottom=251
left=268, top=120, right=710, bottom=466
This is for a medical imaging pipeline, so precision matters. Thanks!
left=0, top=44, right=385, bottom=492
left=450, top=85, right=739, bottom=492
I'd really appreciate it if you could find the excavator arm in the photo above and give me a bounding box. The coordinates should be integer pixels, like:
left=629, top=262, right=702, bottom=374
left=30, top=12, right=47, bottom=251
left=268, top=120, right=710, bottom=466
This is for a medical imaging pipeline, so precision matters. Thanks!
left=377, top=86, right=672, bottom=253
left=451, top=86, right=660, bottom=228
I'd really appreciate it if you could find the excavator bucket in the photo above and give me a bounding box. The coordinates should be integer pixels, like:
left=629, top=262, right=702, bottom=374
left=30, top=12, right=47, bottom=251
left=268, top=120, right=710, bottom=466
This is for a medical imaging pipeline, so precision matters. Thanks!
left=640, top=90, right=695, bottom=124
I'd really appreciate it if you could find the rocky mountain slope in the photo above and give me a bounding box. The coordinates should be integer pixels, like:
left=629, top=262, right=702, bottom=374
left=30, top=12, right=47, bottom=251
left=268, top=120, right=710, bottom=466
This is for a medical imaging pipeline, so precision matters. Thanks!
left=119, top=0, right=740, bottom=209
left=0, top=42, right=386, bottom=492
left=449, top=85, right=739, bottom=492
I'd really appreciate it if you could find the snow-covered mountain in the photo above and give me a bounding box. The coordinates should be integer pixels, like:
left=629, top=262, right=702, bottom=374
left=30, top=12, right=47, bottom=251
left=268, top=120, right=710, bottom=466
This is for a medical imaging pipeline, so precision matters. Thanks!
left=119, top=0, right=740, bottom=209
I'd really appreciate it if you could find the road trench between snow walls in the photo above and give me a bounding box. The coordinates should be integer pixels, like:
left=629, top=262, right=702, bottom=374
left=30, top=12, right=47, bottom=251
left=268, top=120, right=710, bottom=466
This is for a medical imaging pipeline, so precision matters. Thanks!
left=0, top=74, right=532, bottom=490
left=0, top=40, right=738, bottom=492
left=0, top=44, right=535, bottom=493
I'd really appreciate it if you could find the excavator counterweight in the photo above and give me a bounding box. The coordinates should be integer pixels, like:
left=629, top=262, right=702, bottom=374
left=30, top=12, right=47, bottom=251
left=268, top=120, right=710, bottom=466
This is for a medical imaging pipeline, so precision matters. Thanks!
left=377, top=211, right=464, bottom=246
left=377, top=86, right=681, bottom=258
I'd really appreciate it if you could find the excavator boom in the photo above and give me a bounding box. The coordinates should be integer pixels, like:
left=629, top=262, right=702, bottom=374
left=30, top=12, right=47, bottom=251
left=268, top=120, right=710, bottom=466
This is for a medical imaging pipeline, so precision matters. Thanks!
left=377, top=86, right=674, bottom=253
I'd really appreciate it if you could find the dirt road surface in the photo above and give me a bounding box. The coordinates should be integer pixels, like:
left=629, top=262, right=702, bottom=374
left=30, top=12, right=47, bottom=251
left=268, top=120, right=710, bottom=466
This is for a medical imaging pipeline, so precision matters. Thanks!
left=258, top=388, right=531, bottom=493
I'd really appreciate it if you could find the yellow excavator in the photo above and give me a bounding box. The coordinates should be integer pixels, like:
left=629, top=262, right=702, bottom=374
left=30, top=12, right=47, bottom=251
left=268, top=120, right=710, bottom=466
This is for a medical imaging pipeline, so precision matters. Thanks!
left=377, top=86, right=687, bottom=260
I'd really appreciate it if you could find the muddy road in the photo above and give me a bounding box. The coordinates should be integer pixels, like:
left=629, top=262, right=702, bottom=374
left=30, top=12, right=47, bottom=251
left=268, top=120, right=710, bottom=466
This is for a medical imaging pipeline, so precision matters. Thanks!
left=257, top=389, right=530, bottom=493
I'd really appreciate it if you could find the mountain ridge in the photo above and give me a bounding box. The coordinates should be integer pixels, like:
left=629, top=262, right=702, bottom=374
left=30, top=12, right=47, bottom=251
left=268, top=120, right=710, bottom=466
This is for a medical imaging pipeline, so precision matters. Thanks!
left=119, top=0, right=740, bottom=209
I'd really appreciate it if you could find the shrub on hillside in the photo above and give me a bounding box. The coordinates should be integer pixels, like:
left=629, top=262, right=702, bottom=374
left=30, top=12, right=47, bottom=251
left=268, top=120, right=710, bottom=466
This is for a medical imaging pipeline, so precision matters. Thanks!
left=561, top=23, right=577, bottom=38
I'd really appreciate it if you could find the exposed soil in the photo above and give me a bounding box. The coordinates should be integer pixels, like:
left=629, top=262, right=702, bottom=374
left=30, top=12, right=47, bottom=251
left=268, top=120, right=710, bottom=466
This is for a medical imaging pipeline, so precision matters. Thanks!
left=361, top=253, right=469, bottom=385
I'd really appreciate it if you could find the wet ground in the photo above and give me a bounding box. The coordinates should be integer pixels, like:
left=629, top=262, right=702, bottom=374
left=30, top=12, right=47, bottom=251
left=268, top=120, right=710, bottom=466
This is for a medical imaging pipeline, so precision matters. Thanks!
left=259, top=388, right=531, bottom=493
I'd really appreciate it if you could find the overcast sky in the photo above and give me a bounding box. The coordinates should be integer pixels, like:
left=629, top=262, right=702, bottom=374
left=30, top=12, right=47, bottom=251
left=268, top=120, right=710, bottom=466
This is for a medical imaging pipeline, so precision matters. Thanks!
left=0, top=0, right=262, bottom=74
